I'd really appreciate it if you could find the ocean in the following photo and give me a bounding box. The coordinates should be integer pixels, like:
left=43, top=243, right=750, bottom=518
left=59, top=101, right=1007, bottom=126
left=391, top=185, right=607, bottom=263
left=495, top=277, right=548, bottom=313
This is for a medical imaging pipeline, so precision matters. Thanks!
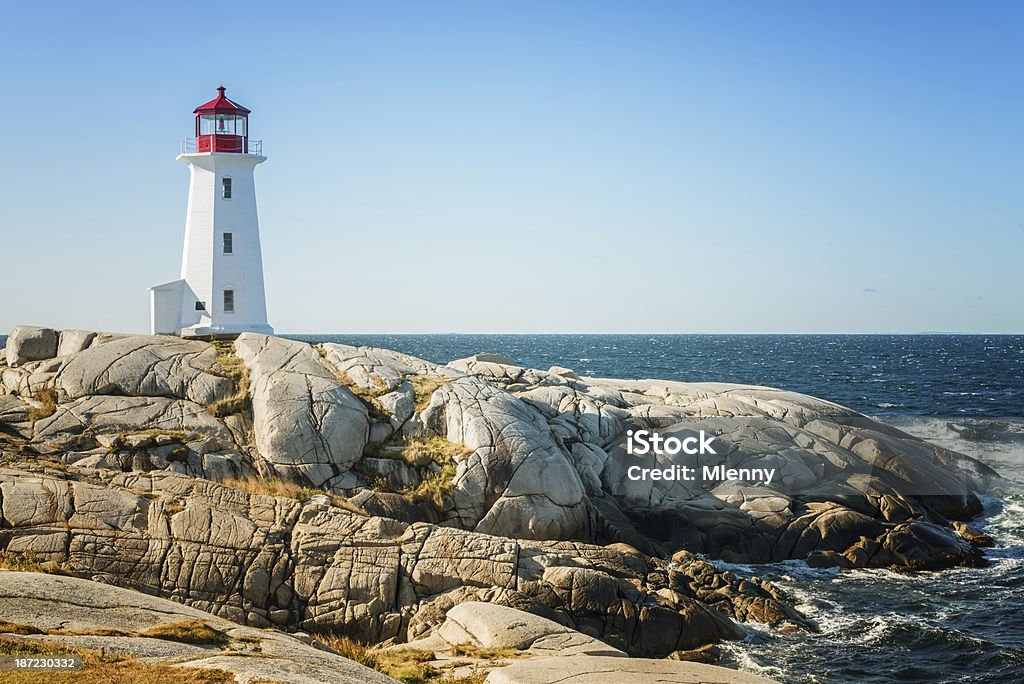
left=4, top=333, right=1022, bottom=682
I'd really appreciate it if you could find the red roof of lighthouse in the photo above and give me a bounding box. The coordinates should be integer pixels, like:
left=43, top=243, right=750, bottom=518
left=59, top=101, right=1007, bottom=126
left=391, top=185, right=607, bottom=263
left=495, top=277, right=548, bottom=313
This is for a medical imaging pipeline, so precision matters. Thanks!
left=193, top=86, right=251, bottom=115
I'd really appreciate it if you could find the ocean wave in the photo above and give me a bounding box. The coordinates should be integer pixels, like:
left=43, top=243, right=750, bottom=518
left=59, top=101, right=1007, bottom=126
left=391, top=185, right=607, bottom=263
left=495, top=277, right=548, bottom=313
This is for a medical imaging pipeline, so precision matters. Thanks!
left=879, top=416, right=1024, bottom=488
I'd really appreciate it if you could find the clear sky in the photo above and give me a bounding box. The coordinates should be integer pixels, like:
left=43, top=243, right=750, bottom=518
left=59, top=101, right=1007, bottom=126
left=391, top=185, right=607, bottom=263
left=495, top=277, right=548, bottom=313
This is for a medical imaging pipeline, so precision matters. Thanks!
left=1, top=1, right=1021, bottom=334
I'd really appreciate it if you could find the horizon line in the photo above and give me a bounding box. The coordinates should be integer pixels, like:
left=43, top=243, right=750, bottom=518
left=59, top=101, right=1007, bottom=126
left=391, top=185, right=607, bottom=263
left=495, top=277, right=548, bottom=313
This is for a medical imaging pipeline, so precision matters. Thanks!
left=278, top=331, right=1024, bottom=336
left=3, top=328, right=1023, bottom=338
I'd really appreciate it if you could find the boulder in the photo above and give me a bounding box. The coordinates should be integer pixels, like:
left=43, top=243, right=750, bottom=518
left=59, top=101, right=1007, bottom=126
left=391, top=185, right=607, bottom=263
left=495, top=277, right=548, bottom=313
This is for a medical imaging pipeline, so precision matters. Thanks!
left=5, top=325, right=58, bottom=367
left=440, top=375, right=589, bottom=540
left=472, top=353, right=518, bottom=365
left=953, top=520, right=995, bottom=547
left=0, top=570, right=398, bottom=684
left=320, top=343, right=438, bottom=393
left=0, top=394, right=31, bottom=424
left=31, top=395, right=233, bottom=453
left=430, top=601, right=625, bottom=656
left=548, top=365, right=581, bottom=380
left=235, top=334, right=369, bottom=487
left=484, top=655, right=780, bottom=683
left=54, top=335, right=232, bottom=405
left=56, top=329, right=97, bottom=357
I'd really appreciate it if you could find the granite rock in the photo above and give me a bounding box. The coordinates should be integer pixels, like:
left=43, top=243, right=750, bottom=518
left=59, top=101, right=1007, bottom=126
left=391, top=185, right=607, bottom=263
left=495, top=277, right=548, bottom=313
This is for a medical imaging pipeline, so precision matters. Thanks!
left=235, top=334, right=369, bottom=487
left=5, top=326, right=58, bottom=367
left=484, top=654, right=780, bottom=683
left=0, top=570, right=398, bottom=684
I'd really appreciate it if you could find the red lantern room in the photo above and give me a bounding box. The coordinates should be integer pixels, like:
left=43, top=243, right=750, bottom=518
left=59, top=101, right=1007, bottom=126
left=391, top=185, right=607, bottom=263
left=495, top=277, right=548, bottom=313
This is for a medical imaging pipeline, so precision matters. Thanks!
left=193, top=86, right=251, bottom=153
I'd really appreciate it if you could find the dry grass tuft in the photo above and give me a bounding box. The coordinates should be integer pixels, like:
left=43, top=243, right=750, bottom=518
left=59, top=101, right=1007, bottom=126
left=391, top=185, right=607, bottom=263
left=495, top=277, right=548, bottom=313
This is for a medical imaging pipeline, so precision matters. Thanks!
left=329, top=360, right=448, bottom=420
left=0, top=620, right=43, bottom=635
left=27, top=388, right=58, bottom=422
left=220, top=477, right=368, bottom=516
left=163, top=499, right=186, bottom=517
left=316, top=634, right=486, bottom=684
left=53, top=627, right=133, bottom=638
left=0, top=635, right=234, bottom=683
left=401, top=462, right=458, bottom=510
left=408, top=376, right=446, bottom=413
left=207, top=342, right=251, bottom=418
left=332, top=367, right=391, bottom=420
left=138, top=620, right=230, bottom=647
left=0, top=550, right=69, bottom=576
left=316, top=633, right=381, bottom=670
left=449, top=643, right=522, bottom=660
left=358, top=437, right=468, bottom=510
left=399, top=437, right=472, bottom=468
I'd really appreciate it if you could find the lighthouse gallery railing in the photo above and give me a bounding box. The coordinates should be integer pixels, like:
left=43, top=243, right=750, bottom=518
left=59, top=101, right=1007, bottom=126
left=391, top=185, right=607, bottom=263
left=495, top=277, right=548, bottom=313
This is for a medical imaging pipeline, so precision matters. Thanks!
left=180, top=138, right=263, bottom=155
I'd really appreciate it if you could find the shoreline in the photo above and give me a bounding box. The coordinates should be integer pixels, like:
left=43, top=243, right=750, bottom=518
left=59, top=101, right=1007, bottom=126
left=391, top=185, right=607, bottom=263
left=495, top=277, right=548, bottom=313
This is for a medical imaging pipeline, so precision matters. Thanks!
left=1, top=326, right=1019, bottom=683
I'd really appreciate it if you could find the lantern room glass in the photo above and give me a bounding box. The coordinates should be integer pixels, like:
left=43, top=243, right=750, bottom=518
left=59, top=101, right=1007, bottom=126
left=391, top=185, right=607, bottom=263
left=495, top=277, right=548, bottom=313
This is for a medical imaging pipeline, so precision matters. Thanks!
left=198, top=114, right=247, bottom=136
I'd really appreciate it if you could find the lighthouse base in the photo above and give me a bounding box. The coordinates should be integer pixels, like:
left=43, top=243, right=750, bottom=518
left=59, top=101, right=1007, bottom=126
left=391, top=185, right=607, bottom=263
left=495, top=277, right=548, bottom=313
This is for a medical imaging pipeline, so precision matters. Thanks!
left=149, top=279, right=273, bottom=337
left=180, top=323, right=275, bottom=338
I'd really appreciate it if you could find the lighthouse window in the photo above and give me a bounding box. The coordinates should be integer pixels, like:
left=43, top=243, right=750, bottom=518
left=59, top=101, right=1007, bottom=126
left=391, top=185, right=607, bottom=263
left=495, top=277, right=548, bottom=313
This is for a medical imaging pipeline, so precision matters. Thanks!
left=199, top=115, right=218, bottom=135
left=222, top=177, right=232, bottom=199
left=223, top=289, right=235, bottom=313
left=215, top=114, right=238, bottom=135
left=223, top=232, right=233, bottom=254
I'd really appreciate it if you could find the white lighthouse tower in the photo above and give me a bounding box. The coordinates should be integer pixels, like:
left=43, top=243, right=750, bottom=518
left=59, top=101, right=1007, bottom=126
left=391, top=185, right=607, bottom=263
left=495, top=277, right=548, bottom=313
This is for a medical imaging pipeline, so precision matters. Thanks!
left=150, top=86, right=273, bottom=336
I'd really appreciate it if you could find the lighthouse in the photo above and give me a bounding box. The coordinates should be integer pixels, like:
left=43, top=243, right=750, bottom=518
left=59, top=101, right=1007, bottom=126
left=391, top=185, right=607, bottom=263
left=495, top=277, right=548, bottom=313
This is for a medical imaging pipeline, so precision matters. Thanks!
left=150, top=86, right=273, bottom=337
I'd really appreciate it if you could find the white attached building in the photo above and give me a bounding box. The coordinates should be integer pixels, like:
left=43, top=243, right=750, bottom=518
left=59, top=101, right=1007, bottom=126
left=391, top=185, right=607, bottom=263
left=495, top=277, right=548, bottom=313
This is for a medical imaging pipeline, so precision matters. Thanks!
left=151, top=86, right=273, bottom=336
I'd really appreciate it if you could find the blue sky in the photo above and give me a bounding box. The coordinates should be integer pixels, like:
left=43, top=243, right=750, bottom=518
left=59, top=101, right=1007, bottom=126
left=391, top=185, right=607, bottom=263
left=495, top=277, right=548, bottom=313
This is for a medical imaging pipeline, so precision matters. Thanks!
left=1, top=1, right=1021, bottom=333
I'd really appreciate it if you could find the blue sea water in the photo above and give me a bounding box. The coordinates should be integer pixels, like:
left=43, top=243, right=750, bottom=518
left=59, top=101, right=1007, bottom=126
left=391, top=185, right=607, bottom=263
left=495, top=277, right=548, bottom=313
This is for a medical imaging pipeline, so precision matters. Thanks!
left=286, top=334, right=1024, bottom=418
left=4, top=333, right=1021, bottom=681
left=285, top=334, right=1024, bottom=684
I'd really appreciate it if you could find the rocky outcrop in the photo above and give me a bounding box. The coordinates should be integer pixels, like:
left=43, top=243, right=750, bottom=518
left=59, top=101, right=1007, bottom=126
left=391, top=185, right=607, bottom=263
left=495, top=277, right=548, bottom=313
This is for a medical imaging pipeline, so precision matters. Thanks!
left=0, top=326, right=1005, bottom=673
left=26, top=395, right=252, bottom=482
left=53, top=335, right=232, bottom=405
left=407, top=601, right=626, bottom=657
left=0, top=465, right=804, bottom=658
left=393, top=601, right=780, bottom=683
left=235, top=334, right=369, bottom=488
left=486, top=655, right=780, bottom=683
left=1, top=330, right=1000, bottom=572
left=0, top=570, right=398, bottom=684
left=5, top=325, right=58, bottom=367
left=441, top=375, right=590, bottom=540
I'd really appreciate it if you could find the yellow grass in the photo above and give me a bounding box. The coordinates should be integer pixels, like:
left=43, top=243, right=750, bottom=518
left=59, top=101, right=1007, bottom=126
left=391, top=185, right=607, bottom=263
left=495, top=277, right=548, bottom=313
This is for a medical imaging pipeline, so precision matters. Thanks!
left=27, top=389, right=58, bottom=422
left=51, top=628, right=133, bottom=638
left=315, top=633, right=381, bottom=669
left=401, top=462, right=458, bottom=510
left=408, top=376, right=446, bottom=413
left=0, top=636, right=234, bottom=683
left=449, top=644, right=521, bottom=660
left=0, top=620, right=43, bottom=635
left=0, top=550, right=68, bottom=576
left=332, top=367, right=392, bottom=421
left=206, top=342, right=251, bottom=418
left=315, top=634, right=487, bottom=684
left=359, top=437, right=467, bottom=510
left=138, top=620, right=230, bottom=647
left=220, top=477, right=367, bottom=516
left=399, top=437, right=471, bottom=468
